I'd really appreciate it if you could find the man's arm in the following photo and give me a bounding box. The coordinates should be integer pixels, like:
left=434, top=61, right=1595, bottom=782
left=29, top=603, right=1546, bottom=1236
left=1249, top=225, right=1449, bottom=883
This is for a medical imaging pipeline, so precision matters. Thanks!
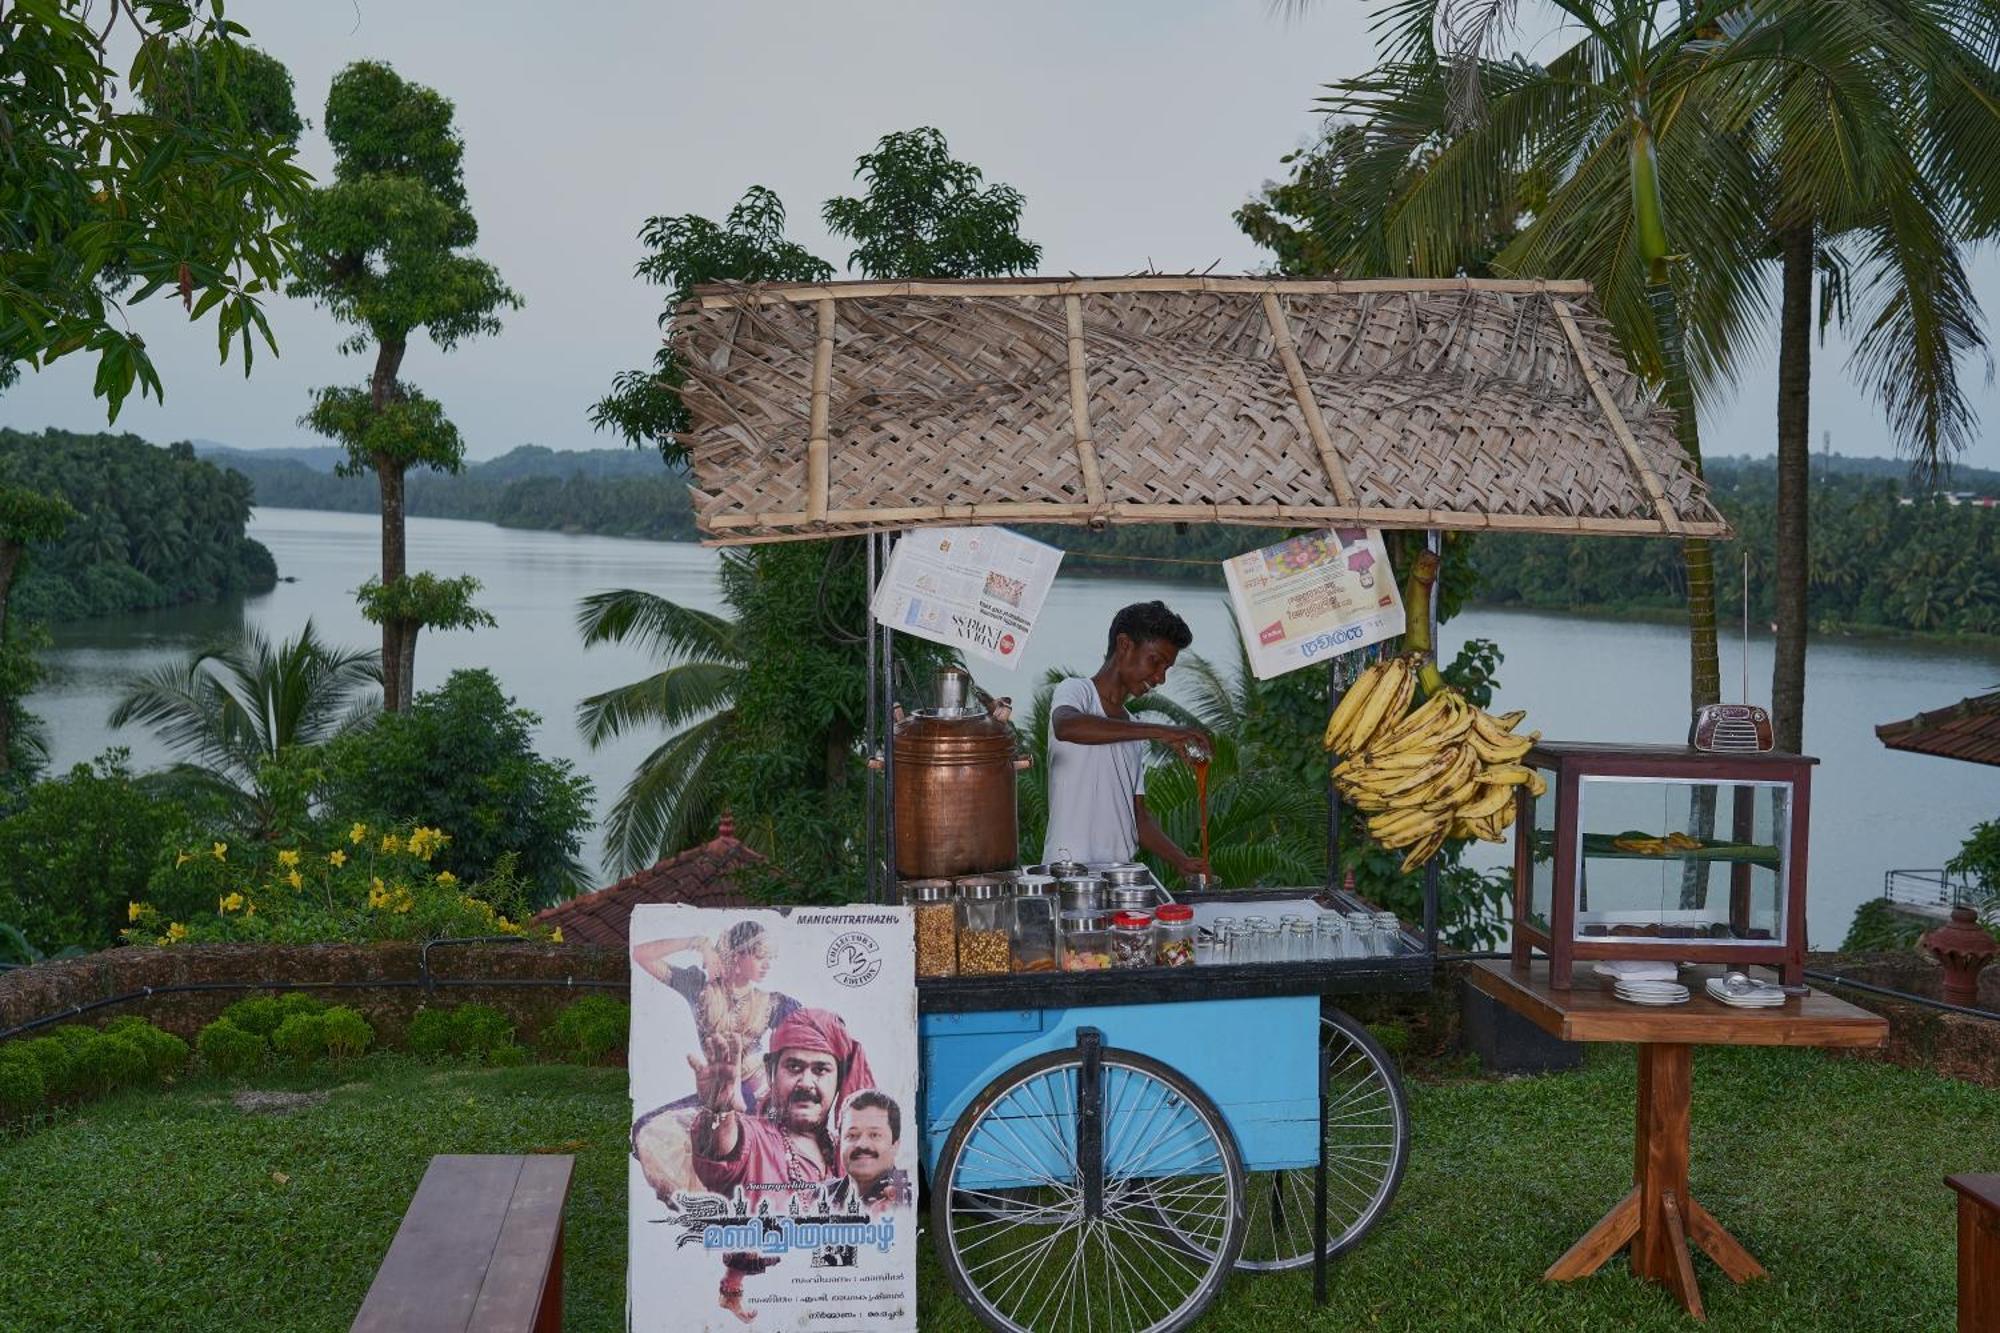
left=1135, top=794, right=1208, bottom=879
left=1053, top=705, right=1208, bottom=753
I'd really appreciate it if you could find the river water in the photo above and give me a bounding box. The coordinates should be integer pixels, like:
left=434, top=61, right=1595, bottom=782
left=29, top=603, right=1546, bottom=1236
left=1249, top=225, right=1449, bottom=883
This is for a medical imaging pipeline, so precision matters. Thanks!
left=32, top=507, right=2000, bottom=943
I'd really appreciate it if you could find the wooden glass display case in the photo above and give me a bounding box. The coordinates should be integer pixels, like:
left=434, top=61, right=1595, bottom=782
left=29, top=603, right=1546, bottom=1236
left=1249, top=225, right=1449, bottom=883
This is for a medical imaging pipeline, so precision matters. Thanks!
left=1510, top=742, right=1814, bottom=988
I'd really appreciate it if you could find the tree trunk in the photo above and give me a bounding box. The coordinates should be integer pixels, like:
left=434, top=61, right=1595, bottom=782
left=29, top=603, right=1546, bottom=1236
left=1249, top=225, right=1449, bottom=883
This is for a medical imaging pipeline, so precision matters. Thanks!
left=397, top=620, right=419, bottom=712
left=371, top=337, right=408, bottom=712
left=0, top=541, right=20, bottom=775
left=377, top=462, right=408, bottom=710
left=1772, top=224, right=1814, bottom=754
left=1645, top=283, right=1721, bottom=711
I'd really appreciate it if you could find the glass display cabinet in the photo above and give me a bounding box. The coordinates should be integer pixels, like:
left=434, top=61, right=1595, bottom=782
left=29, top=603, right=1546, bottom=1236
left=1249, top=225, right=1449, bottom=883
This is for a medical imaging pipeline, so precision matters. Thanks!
left=1510, top=742, right=1814, bottom=988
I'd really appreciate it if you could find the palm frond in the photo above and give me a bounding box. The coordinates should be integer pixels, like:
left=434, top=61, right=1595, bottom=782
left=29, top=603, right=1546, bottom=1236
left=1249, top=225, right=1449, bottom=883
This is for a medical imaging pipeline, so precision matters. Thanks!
left=576, top=588, right=742, bottom=664
left=600, top=712, right=732, bottom=876
left=577, top=661, right=744, bottom=748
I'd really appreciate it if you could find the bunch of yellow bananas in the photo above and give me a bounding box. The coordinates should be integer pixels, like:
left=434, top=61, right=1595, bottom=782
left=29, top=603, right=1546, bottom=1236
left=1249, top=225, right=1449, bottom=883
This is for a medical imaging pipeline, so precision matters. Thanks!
left=1322, top=656, right=1546, bottom=873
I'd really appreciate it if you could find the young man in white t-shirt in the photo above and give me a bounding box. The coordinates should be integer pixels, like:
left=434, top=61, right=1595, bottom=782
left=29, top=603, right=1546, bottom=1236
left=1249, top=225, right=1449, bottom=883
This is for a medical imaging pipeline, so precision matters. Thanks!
left=1041, top=600, right=1212, bottom=882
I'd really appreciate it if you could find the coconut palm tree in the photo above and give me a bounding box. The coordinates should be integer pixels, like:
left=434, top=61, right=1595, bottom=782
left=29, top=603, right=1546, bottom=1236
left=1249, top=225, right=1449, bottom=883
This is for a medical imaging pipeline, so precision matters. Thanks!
left=110, top=619, right=381, bottom=830
left=575, top=587, right=745, bottom=876
left=1312, top=0, right=2000, bottom=740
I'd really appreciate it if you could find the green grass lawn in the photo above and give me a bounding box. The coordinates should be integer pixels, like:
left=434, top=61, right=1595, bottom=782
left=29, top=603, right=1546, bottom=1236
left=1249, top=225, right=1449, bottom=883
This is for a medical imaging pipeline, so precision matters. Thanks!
left=0, top=1046, right=1982, bottom=1331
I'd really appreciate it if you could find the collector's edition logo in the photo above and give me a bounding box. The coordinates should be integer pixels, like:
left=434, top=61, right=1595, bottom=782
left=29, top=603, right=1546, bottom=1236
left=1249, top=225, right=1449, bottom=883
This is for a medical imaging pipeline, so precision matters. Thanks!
left=825, top=932, right=884, bottom=988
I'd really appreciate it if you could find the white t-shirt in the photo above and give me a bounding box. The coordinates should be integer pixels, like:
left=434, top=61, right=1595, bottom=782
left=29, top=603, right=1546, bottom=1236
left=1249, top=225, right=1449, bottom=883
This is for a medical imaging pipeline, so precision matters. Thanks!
left=1041, top=675, right=1147, bottom=865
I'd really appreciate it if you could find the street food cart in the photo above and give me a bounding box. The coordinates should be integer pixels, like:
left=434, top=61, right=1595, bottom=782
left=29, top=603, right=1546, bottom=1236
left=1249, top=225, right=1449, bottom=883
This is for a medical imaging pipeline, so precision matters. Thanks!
left=673, top=274, right=1727, bottom=1331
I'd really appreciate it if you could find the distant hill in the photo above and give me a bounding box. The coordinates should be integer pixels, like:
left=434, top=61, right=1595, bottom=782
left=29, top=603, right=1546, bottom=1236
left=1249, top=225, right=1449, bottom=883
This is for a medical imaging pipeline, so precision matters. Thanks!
left=193, top=441, right=674, bottom=482
left=205, top=442, right=698, bottom=541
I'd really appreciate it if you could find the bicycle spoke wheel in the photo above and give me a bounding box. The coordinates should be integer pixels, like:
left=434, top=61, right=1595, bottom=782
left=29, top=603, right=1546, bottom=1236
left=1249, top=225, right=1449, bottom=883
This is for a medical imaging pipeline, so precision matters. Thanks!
left=1232, top=1008, right=1408, bottom=1271
left=933, top=1047, right=1245, bottom=1333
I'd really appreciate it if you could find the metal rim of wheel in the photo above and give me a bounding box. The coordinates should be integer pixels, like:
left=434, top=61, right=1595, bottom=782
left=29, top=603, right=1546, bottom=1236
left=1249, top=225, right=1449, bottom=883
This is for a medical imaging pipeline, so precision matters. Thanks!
left=931, top=1047, right=1246, bottom=1333
left=1231, top=1007, right=1409, bottom=1271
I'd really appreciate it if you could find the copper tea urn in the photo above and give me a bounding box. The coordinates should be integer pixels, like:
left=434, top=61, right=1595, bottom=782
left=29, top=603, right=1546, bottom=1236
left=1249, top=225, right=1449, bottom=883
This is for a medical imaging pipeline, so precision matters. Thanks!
left=893, top=667, right=1021, bottom=880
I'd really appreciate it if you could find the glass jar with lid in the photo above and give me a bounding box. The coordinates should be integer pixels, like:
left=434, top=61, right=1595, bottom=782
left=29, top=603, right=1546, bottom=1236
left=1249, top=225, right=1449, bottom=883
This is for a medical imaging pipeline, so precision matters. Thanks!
left=1109, top=911, right=1154, bottom=969
left=1371, top=911, right=1403, bottom=956
left=1154, top=904, right=1196, bottom=967
left=1060, top=909, right=1112, bottom=971
left=1007, top=877, right=1059, bottom=974
left=955, top=877, right=1012, bottom=975
left=910, top=879, right=958, bottom=977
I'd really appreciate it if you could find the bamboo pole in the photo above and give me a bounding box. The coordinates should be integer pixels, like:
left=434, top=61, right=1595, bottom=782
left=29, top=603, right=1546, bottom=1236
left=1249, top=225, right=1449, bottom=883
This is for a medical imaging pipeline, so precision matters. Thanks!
left=700, top=501, right=1725, bottom=538
left=1261, top=291, right=1358, bottom=507
left=691, top=275, right=1599, bottom=309
left=806, top=299, right=834, bottom=524
left=1063, top=294, right=1109, bottom=513
left=1551, top=299, right=1684, bottom=534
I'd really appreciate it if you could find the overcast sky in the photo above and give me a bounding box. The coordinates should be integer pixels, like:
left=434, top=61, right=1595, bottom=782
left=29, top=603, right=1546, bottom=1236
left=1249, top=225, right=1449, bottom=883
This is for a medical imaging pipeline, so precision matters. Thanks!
left=6, top=0, right=1998, bottom=472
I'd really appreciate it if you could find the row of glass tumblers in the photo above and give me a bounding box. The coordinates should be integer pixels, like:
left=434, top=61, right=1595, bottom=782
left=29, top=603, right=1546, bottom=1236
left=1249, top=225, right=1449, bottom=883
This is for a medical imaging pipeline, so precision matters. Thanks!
left=1199, top=911, right=1403, bottom=964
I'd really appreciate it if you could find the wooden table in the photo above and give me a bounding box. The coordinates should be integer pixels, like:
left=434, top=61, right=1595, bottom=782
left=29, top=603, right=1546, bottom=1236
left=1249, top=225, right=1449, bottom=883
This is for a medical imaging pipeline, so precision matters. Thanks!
left=1466, top=960, right=1888, bottom=1321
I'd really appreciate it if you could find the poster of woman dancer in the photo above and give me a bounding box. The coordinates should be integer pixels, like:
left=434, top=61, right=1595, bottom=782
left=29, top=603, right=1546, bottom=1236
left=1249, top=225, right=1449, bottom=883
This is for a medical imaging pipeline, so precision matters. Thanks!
left=628, top=903, right=917, bottom=1332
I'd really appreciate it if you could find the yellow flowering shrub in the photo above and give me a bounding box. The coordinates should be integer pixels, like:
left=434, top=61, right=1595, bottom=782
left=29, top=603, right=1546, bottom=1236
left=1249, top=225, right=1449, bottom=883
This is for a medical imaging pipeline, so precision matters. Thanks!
left=129, top=825, right=542, bottom=946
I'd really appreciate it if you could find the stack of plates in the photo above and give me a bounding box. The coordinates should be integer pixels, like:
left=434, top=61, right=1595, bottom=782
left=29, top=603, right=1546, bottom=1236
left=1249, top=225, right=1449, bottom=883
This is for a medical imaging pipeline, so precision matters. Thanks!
left=1705, top=976, right=1786, bottom=1007
left=1613, top=979, right=1690, bottom=1006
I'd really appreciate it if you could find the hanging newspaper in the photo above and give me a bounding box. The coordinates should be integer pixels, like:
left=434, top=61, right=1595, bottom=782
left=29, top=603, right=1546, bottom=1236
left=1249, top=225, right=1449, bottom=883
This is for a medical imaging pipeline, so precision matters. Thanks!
left=1222, top=527, right=1406, bottom=679
left=868, top=526, right=1062, bottom=669
left=628, top=903, right=917, bottom=1333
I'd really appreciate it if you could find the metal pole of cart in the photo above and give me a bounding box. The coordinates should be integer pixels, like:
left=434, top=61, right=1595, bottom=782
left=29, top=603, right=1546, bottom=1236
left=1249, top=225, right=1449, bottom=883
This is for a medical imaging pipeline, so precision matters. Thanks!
left=1423, top=528, right=1442, bottom=952
left=866, top=534, right=879, bottom=905
left=879, top=532, right=899, bottom=908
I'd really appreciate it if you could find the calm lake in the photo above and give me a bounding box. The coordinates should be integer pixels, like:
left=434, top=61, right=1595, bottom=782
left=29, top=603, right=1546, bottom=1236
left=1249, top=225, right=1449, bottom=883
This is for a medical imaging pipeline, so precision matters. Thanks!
left=32, top=507, right=2000, bottom=943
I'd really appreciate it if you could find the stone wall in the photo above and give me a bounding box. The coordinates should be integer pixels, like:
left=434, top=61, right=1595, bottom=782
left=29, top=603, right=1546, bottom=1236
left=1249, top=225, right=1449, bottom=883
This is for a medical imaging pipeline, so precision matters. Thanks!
left=0, top=941, right=628, bottom=1048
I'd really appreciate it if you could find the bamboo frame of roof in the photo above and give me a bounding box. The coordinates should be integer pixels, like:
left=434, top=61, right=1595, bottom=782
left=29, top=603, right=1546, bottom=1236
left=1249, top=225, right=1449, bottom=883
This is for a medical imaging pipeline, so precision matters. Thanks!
left=671, top=275, right=1730, bottom=545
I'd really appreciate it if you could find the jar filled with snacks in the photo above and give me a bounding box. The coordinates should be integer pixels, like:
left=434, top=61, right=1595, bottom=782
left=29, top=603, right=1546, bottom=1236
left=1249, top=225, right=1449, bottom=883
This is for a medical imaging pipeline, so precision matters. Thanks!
left=911, top=879, right=957, bottom=977
left=1059, top=909, right=1112, bottom=971
left=1154, top=904, right=1196, bottom=967
left=955, top=877, right=1012, bottom=976
left=1109, top=911, right=1154, bottom=969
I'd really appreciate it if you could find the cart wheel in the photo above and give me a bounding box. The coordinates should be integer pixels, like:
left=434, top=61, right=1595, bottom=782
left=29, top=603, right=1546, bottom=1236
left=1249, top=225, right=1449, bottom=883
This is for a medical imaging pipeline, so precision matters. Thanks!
left=931, top=1046, right=1245, bottom=1333
left=1232, top=1006, right=1409, bottom=1271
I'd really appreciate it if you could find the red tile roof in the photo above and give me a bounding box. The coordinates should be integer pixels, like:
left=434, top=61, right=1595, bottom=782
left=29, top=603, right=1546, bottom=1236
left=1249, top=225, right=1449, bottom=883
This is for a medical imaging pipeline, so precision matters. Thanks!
left=1877, top=690, right=2000, bottom=768
left=534, top=832, right=763, bottom=948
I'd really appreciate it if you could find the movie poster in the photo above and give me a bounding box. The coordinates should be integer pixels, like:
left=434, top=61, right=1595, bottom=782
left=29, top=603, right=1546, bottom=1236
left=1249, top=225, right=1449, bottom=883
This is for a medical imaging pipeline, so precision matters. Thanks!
left=1221, top=526, right=1406, bottom=679
left=627, top=904, right=918, bottom=1332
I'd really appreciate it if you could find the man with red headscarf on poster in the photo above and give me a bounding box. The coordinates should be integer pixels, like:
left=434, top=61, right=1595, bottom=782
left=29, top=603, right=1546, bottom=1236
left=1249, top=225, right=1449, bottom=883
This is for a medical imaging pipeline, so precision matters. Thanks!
left=686, top=1007, right=874, bottom=1323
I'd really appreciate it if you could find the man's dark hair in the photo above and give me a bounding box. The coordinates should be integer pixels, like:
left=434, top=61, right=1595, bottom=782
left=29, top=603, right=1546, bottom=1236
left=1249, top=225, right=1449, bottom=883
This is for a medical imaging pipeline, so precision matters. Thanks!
left=1107, top=600, right=1192, bottom=659
left=845, top=1089, right=900, bottom=1142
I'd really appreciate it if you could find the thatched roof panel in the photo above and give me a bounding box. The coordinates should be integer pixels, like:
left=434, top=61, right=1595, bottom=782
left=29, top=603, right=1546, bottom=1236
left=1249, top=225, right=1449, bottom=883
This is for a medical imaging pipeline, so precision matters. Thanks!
left=673, top=277, right=1728, bottom=543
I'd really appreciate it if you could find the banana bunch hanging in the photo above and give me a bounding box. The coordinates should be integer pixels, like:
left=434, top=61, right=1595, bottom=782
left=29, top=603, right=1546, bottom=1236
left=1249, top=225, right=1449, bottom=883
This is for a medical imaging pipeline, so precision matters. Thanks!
left=1322, top=653, right=1547, bottom=873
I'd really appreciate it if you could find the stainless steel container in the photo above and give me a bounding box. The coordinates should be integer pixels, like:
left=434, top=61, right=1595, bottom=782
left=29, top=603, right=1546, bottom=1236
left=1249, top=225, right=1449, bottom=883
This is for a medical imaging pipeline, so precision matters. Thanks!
left=1094, top=862, right=1150, bottom=887
left=1058, top=874, right=1105, bottom=914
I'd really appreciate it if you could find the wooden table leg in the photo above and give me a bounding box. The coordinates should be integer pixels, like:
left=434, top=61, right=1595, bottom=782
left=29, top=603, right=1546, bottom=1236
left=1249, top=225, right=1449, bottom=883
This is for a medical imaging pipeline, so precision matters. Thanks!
left=1546, top=1043, right=1767, bottom=1321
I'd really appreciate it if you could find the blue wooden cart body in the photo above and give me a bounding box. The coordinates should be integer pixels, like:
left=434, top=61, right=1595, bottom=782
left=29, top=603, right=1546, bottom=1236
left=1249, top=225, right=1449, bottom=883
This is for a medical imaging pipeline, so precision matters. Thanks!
left=917, top=994, right=1321, bottom=1180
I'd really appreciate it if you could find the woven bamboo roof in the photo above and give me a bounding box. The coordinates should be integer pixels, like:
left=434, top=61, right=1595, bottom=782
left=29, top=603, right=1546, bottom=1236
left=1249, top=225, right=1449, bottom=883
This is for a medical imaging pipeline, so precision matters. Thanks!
left=672, top=275, right=1729, bottom=544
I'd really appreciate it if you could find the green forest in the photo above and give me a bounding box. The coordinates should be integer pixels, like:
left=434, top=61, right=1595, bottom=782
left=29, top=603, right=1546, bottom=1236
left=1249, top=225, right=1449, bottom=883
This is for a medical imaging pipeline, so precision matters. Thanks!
left=1471, top=456, right=2000, bottom=637
left=210, top=444, right=699, bottom=541
left=0, top=429, right=275, bottom=622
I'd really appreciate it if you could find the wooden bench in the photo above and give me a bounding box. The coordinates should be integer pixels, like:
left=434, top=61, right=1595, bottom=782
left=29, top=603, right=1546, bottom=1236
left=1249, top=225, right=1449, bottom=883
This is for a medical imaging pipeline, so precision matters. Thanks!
left=352, top=1154, right=574, bottom=1333
left=1949, top=1174, right=2000, bottom=1333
